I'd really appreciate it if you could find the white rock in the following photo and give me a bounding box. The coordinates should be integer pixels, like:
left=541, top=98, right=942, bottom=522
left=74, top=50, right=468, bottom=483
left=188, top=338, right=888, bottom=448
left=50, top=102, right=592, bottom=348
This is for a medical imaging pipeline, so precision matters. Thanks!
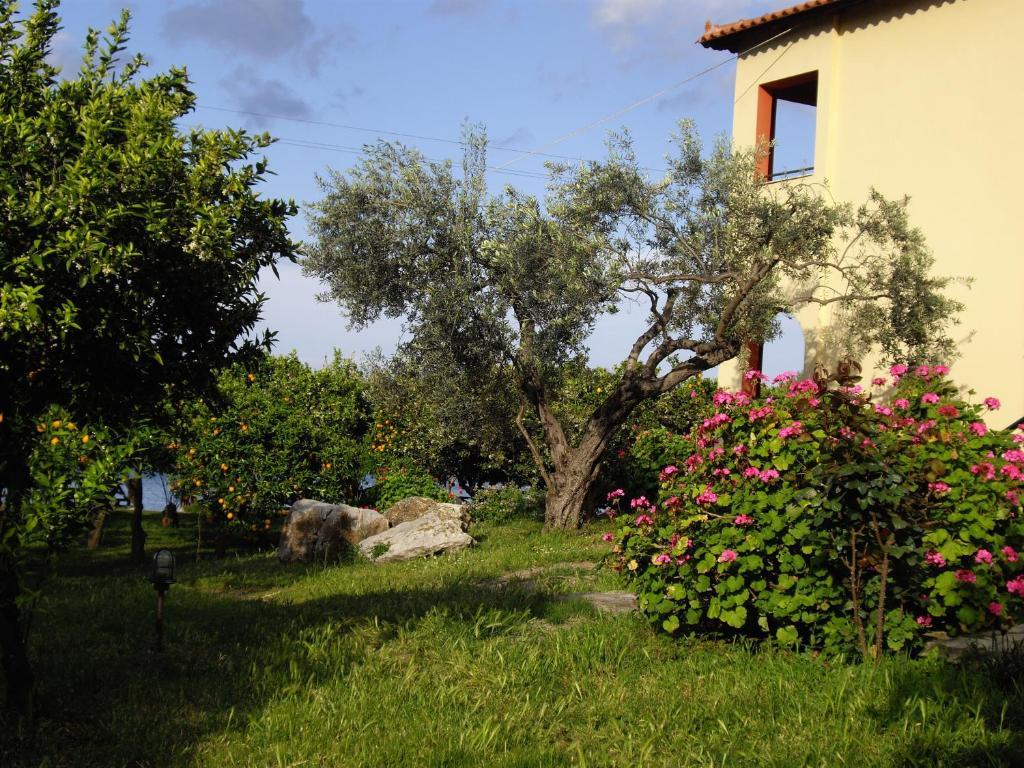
left=359, top=512, right=474, bottom=563
left=278, top=499, right=388, bottom=564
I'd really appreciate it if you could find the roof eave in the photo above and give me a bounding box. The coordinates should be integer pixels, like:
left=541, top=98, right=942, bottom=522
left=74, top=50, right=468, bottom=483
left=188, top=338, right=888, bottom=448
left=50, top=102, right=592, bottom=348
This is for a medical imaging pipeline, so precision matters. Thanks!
left=698, top=0, right=863, bottom=54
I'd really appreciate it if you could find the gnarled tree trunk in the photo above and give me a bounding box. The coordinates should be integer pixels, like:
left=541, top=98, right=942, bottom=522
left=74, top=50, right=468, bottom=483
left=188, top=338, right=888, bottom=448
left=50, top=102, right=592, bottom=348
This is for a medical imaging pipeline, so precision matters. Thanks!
left=541, top=408, right=622, bottom=529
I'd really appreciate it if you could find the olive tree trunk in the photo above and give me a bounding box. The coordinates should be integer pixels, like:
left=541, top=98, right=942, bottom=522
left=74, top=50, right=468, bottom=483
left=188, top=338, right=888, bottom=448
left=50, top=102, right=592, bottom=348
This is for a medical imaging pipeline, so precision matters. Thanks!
left=543, top=446, right=607, bottom=529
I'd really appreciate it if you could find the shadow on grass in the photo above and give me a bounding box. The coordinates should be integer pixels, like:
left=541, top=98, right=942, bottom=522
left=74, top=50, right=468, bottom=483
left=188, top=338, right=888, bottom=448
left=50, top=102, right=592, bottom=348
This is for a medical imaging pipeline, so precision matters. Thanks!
left=867, top=648, right=1024, bottom=767
left=0, top=550, right=574, bottom=767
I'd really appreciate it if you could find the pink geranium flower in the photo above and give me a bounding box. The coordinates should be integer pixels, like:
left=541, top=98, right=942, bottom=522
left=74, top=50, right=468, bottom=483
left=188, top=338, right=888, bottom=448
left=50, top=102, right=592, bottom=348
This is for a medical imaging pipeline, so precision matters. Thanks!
left=928, top=482, right=950, bottom=495
left=1002, top=546, right=1019, bottom=563
left=984, top=397, right=1001, bottom=410
left=659, top=465, right=679, bottom=481
left=915, top=365, right=931, bottom=379
left=890, top=364, right=909, bottom=378
left=989, top=602, right=1003, bottom=616
left=925, top=551, right=946, bottom=567
left=606, top=488, right=625, bottom=501
left=1008, top=576, right=1024, bottom=596
left=602, top=533, right=614, bottom=542
left=937, top=404, right=959, bottom=418
left=872, top=377, right=887, bottom=387
left=921, top=392, right=940, bottom=405
left=778, top=421, right=803, bottom=439
left=970, top=462, right=996, bottom=481
left=974, top=549, right=993, bottom=565
left=969, top=422, right=988, bottom=437
left=718, top=550, right=737, bottom=563
left=653, top=553, right=672, bottom=565
left=743, top=466, right=761, bottom=479
left=733, top=514, right=754, bottom=526
left=894, top=398, right=910, bottom=410
left=759, top=469, right=780, bottom=483
left=955, top=569, right=977, bottom=584
left=634, top=514, right=654, bottom=526
left=696, top=488, right=718, bottom=505
left=713, top=391, right=735, bottom=407
left=932, top=365, right=950, bottom=375
left=916, top=615, right=933, bottom=627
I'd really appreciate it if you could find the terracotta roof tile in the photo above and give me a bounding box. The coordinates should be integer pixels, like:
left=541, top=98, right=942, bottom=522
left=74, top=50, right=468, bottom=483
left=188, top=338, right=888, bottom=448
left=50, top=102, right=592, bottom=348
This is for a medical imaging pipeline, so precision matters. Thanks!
left=699, top=0, right=850, bottom=52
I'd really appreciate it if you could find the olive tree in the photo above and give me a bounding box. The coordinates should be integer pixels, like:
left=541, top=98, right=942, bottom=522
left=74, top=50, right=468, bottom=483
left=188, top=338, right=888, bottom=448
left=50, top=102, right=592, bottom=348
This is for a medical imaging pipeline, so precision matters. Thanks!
left=0, top=1, right=297, bottom=713
left=304, top=123, right=959, bottom=530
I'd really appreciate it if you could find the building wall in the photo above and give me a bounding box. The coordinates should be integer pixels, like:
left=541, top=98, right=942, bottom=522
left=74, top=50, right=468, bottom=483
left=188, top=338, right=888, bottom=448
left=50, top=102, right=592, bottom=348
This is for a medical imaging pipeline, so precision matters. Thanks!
left=718, top=0, right=1024, bottom=422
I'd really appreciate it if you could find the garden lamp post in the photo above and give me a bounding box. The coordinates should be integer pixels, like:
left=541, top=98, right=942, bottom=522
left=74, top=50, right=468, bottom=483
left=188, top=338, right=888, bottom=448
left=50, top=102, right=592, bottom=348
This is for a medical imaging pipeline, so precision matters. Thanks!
left=149, top=548, right=176, bottom=650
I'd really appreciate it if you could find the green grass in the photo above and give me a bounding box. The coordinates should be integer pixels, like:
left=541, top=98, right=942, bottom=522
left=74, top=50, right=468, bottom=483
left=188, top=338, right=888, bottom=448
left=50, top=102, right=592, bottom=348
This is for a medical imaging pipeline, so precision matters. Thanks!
left=2, top=511, right=1022, bottom=767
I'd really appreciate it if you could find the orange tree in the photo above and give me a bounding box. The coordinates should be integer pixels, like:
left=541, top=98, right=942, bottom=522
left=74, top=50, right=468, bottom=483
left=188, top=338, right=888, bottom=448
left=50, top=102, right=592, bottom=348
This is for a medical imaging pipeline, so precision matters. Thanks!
left=0, top=3, right=297, bottom=713
left=172, top=354, right=371, bottom=541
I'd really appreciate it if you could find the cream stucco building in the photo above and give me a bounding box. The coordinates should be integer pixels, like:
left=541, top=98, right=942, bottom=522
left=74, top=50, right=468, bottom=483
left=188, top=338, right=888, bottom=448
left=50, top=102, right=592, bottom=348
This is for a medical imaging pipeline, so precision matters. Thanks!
left=701, top=0, right=1023, bottom=425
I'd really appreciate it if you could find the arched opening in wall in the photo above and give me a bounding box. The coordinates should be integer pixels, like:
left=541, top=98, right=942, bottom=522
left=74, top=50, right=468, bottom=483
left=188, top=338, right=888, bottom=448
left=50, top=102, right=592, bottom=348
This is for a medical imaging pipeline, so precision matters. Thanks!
left=760, top=314, right=805, bottom=380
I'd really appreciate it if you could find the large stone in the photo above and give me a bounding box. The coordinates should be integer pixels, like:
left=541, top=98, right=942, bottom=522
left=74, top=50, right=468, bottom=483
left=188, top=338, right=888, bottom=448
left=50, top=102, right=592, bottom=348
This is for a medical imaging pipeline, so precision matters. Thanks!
left=383, top=496, right=470, bottom=529
left=278, top=499, right=388, bottom=564
left=359, top=512, right=475, bottom=563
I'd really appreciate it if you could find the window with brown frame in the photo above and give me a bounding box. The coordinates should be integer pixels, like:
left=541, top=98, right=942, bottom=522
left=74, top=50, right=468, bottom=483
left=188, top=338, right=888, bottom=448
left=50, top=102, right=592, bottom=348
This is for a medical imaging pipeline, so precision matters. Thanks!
left=756, top=71, right=818, bottom=181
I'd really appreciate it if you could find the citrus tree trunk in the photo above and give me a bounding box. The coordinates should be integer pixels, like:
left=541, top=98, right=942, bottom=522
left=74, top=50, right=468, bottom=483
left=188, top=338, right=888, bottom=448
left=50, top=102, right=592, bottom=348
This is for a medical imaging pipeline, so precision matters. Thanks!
left=86, top=508, right=108, bottom=549
left=0, top=558, right=33, bottom=716
left=128, top=476, right=147, bottom=565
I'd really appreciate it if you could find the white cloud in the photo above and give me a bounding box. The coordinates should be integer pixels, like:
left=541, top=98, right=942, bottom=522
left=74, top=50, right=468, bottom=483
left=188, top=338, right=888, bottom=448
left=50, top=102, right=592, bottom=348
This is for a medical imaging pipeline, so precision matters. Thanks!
left=591, top=0, right=764, bottom=64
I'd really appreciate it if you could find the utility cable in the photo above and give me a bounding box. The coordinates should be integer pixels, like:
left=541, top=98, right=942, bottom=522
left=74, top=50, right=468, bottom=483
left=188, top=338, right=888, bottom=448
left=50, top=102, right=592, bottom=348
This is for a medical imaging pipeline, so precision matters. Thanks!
left=495, top=25, right=799, bottom=170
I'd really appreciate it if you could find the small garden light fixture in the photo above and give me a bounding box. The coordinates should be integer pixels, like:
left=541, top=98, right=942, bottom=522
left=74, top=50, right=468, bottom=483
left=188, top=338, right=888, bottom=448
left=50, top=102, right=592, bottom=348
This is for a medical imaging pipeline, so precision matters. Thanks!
left=149, top=548, right=176, bottom=650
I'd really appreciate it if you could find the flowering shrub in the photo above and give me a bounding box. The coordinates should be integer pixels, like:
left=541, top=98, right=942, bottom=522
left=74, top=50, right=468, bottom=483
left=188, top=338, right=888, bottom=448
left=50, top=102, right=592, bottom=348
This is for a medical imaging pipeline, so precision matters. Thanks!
left=607, top=367, right=1024, bottom=657
left=600, top=376, right=716, bottom=502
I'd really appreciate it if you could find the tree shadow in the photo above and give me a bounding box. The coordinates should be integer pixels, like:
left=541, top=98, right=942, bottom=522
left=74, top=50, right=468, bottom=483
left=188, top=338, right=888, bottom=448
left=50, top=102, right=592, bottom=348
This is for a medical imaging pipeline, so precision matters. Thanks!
left=867, top=649, right=1024, bottom=767
left=0, top=552, right=568, bottom=767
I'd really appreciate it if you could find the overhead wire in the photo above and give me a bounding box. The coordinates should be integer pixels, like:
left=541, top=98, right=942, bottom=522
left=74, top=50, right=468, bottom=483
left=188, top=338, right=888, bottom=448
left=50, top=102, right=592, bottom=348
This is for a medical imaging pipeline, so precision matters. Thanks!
left=179, top=123, right=552, bottom=180
left=495, top=25, right=799, bottom=170
left=194, top=104, right=588, bottom=163
left=192, top=20, right=803, bottom=181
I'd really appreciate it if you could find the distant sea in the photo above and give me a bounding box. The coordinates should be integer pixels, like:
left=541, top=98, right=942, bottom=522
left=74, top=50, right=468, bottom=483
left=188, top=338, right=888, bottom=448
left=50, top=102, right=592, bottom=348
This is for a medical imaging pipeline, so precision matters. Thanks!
left=121, top=474, right=177, bottom=511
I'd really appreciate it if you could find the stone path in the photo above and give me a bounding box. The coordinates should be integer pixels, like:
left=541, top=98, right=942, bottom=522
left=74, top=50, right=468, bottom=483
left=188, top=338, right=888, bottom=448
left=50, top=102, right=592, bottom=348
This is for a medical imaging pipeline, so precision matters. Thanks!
left=554, top=590, right=637, bottom=614
left=485, top=560, right=637, bottom=615
left=924, top=623, right=1024, bottom=660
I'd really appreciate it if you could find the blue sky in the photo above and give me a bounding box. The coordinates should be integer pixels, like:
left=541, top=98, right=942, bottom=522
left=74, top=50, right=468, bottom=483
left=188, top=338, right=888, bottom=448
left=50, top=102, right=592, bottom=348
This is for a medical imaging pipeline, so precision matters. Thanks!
left=47, top=0, right=803, bottom=376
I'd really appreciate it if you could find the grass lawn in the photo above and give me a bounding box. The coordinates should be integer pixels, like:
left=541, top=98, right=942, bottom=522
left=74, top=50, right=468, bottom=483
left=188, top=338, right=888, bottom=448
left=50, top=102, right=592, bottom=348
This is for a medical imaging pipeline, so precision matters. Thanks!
left=1, top=511, right=1022, bottom=767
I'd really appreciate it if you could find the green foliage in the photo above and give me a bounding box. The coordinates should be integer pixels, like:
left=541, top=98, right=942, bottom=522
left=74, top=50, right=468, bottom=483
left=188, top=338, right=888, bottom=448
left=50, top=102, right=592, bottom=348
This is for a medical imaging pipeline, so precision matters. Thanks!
left=609, top=366, right=1024, bottom=656
left=172, top=354, right=371, bottom=533
left=15, top=408, right=142, bottom=556
left=0, top=1, right=297, bottom=562
left=364, top=352, right=533, bottom=486
left=602, top=375, right=716, bottom=500
left=469, top=486, right=545, bottom=524
left=366, top=460, right=448, bottom=511
left=305, top=119, right=959, bottom=528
